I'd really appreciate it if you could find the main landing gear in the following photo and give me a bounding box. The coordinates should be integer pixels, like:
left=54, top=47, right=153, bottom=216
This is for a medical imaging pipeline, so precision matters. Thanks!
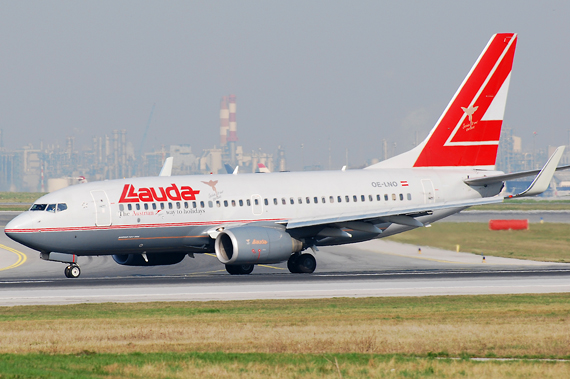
left=64, top=264, right=81, bottom=278
left=287, top=253, right=316, bottom=274
left=225, top=264, right=255, bottom=275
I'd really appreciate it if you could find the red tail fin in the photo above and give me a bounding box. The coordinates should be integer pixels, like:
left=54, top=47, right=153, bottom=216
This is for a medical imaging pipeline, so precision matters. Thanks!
left=369, top=33, right=517, bottom=169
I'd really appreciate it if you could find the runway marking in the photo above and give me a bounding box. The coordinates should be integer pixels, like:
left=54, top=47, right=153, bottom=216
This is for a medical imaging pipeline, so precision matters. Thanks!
left=258, top=264, right=286, bottom=270
left=0, top=244, right=27, bottom=272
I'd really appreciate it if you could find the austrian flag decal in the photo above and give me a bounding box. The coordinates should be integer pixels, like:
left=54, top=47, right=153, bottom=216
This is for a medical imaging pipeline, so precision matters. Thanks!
left=401, top=181, right=409, bottom=187
left=119, top=183, right=200, bottom=203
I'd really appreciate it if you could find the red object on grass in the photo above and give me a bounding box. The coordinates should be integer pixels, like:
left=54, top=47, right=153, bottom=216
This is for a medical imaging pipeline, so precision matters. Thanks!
left=489, top=219, right=529, bottom=230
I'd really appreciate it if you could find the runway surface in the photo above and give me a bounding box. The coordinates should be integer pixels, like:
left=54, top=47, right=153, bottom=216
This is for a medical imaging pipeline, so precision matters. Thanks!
left=1, top=211, right=570, bottom=306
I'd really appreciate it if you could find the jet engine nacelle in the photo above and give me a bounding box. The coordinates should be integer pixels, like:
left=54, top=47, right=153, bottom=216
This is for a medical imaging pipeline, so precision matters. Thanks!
left=112, top=253, right=186, bottom=266
left=215, top=226, right=303, bottom=265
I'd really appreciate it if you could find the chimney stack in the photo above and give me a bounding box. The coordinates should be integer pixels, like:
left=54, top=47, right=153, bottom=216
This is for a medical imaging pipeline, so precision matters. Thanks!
left=219, top=96, right=229, bottom=146
left=227, top=94, right=238, bottom=166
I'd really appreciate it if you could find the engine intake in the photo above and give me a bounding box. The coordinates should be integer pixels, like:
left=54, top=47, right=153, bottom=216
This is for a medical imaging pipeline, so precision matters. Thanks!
left=215, top=226, right=303, bottom=265
left=112, top=253, right=186, bottom=266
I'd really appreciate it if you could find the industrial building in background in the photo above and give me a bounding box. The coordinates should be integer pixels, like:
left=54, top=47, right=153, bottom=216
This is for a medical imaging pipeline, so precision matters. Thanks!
left=0, top=95, right=285, bottom=192
left=1, top=95, right=569, bottom=194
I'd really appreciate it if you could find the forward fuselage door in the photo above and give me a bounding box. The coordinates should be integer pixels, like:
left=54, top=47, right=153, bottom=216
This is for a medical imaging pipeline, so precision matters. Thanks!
left=91, top=190, right=112, bottom=226
left=420, top=179, right=435, bottom=204
left=251, top=194, right=263, bottom=216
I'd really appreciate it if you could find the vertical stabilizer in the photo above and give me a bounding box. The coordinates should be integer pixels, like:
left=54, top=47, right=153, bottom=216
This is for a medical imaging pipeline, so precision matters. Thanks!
left=367, top=33, right=517, bottom=170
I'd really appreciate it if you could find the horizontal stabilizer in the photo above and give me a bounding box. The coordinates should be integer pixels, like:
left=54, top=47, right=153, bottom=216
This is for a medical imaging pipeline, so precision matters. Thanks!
left=464, top=146, right=568, bottom=192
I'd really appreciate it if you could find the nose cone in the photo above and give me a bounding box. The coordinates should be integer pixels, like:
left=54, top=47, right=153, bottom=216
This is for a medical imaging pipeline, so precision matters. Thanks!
left=4, top=212, right=37, bottom=246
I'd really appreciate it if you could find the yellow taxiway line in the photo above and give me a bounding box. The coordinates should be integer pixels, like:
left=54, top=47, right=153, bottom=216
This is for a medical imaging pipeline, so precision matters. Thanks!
left=0, top=244, right=27, bottom=271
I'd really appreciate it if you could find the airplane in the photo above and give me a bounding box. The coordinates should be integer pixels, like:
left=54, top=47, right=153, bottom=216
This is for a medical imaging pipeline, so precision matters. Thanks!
left=5, top=33, right=567, bottom=278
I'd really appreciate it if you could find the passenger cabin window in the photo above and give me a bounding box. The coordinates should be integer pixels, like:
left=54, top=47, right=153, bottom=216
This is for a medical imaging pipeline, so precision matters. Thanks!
left=128, top=204, right=132, bottom=211
left=298, top=197, right=302, bottom=204
left=274, top=198, right=278, bottom=205
left=136, top=204, right=140, bottom=210
left=176, top=202, right=181, bottom=209
left=231, top=200, right=236, bottom=207
left=247, top=199, right=251, bottom=206
left=224, top=200, right=228, bottom=207
left=254, top=199, right=259, bottom=206
left=119, top=204, right=124, bottom=211
left=399, top=194, right=404, bottom=201
left=200, top=201, right=205, bottom=208
left=330, top=196, right=334, bottom=203
left=353, top=195, right=358, bottom=202
left=282, top=198, right=287, bottom=205
left=290, top=198, right=294, bottom=205
left=407, top=193, right=412, bottom=200
left=168, top=202, right=173, bottom=209
left=384, top=194, right=389, bottom=201
left=30, top=204, right=47, bottom=211
left=152, top=203, right=157, bottom=210
left=306, top=197, right=310, bottom=204
left=377, top=194, right=381, bottom=201
left=337, top=196, right=342, bottom=203
left=216, top=200, right=221, bottom=208
left=239, top=200, right=244, bottom=206
left=314, top=197, right=318, bottom=204
left=192, top=201, right=197, bottom=208
left=392, top=194, right=396, bottom=201
left=361, top=195, right=365, bottom=202
left=345, top=196, right=350, bottom=202
left=144, top=203, right=149, bottom=210
left=369, top=195, right=373, bottom=202
left=264, top=198, right=269, bottom=206
left=208, top=201, right=213, bottom=208
left=160, top=203, right=165, bottom=210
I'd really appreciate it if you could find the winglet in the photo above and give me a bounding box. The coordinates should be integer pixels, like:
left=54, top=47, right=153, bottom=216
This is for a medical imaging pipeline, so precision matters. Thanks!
left=159, top=157, right=173, bottom=177
left=510, top=146, right=565, bottom=198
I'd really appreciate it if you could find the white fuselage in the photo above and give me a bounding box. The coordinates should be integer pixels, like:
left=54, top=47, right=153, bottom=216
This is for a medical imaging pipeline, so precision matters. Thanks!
left=5, top=168, right=502, bottom=257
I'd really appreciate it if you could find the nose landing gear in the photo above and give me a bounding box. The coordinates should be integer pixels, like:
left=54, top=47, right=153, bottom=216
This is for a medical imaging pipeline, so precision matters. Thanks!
left=64, top=264, right=81, bottom=278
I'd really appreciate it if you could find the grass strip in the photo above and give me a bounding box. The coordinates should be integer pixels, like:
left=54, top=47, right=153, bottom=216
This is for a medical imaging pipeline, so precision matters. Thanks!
left=1, top=294, right=570, bottom=359
left=386, top=222, right=570, bottom=262
left=472, top=198, right=570, bottom=211
left=0, top=352, right=569, bottom=378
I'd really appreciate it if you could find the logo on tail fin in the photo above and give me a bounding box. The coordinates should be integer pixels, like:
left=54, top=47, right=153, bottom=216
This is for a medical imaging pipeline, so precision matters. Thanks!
left=461, top=105, right=479, bottom=131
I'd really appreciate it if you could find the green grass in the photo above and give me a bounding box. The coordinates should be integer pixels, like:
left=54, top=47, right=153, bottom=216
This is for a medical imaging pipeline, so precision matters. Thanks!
left=0, top=191, right=44, bottom=211
left=2, top=295, right=570, bottom=377
left=386, top=222, right=570, bottom=262
left=1, top=352, right=569, bottom=379
left=472, top=198, right=570, bottom=211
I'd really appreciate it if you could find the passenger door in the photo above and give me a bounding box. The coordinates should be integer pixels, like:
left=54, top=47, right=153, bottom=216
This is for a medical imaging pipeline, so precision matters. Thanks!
left=91, top=190, right=112, bottom=226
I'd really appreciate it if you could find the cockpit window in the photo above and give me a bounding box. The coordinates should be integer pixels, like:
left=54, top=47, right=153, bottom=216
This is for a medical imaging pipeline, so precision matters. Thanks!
left=30, top=203, right=68, bottom=212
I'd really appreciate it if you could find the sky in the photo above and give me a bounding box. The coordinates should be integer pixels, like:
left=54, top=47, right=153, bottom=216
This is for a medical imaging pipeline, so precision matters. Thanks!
left=0, top=1, right=569, bottom=170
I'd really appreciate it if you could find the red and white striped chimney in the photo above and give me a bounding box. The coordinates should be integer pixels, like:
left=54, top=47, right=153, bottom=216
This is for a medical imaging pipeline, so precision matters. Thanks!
left=227, top=94, right=238, bottom=142
left=219, top=96, right=229, bottom=146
